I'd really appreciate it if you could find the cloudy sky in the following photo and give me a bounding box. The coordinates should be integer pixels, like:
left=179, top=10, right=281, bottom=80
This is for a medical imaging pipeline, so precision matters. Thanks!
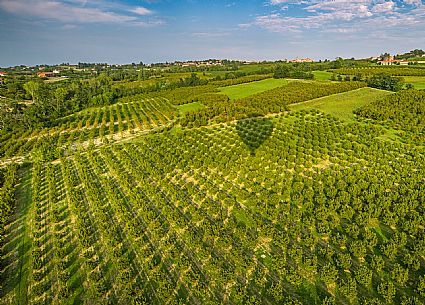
left=0, top=0, right=424, bottom=66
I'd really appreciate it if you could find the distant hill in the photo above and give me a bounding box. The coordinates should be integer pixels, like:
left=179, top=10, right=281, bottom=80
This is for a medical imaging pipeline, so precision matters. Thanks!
left=395, top=49, right=425, bottom=60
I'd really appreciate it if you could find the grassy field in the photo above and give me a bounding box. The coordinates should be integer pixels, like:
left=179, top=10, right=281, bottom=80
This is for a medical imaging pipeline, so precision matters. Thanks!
left=289, top=87, right=392, bottom=121
left=219, top=78, right=288, bottom=100
left=403, top=76, right=425, bottom=89
left=177, top=101, right=205, bottom=113
left=312, top=71, right=333, bottom=80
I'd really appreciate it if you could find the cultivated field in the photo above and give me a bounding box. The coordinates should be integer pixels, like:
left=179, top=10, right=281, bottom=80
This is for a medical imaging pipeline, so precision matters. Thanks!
left=219, top=78, right=288, bottom=100
left=1, top=75, right=424, bottom=305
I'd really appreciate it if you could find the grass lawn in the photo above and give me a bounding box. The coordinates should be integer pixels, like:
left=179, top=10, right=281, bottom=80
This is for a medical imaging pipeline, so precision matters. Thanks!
left=219, top=78, right=288, bottom=100
left=177, top=101, right=205, bottom=114
left=312, top=71, right=333, bottom=81
left=403, top=76, right=425, bottom=90
left=289, top=87, right=392, bottom=121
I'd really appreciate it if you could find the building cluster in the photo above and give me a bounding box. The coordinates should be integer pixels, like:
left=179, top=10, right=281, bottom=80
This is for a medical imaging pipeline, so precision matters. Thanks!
left=37, top=69, right=61, bottom=78
left=174, top=60, right=224, bottom=67
left=377, top=55, right=409, bottom=66
left=289, top=58, right=314, bottom=63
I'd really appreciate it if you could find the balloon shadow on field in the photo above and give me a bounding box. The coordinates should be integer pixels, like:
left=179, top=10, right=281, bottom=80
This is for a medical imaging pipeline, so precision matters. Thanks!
left=236, top=116, right=274, bottom=156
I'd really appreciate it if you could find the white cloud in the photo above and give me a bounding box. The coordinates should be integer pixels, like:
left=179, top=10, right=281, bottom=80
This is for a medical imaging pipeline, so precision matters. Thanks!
left=372, top=1, right=395, bottom=13
left=252, top=0, right=425, bottom=35
left=305, top=0, right=373, bottom=18
left=270, top=0, right=306, bottom=5
left=324, top=27, right=357, bottom=33
left=358, top=5, right=373, bottom=17
left=0, top=0, right=159, bottom=25
left=130, top=7, right=153, bottom=15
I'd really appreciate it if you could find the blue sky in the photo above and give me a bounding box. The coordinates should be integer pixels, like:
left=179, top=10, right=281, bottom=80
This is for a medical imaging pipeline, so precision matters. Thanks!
left=0, top=0, right=424, bottom=66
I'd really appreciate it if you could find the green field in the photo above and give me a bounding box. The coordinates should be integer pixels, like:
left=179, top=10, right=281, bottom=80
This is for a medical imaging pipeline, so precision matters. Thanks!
left=177, top=101, right=205, bottom=113
left=403, top=76, right=425, bottom=89
left=289, top=87, right=392, bottom=121
left=1, top=68, right=424, bottom=305
left=219, top=78, right=288, bottom=100
left=312, top=70, right=333, bottom=80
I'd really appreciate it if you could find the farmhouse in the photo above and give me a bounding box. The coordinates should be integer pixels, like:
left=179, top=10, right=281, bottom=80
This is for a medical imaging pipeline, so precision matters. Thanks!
left=0, top=71, right=8, bottom=76
left=378, top=59, right=409, bottom=66
left=378, top=59, right=396, bottom=65
left=37, top=72, right=55, bottom=78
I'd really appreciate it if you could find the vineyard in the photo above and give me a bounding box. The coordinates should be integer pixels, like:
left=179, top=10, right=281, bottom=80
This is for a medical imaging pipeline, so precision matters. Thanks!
left=2, top=108, right=425, bottom=304
left=0, top=97, right=176, bottom=160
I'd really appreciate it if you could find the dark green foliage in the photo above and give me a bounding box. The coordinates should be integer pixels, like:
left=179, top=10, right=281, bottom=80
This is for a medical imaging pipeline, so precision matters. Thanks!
left=274, top=65, right=314, bottom=80
left=366, top=74, right=404, bottom=91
